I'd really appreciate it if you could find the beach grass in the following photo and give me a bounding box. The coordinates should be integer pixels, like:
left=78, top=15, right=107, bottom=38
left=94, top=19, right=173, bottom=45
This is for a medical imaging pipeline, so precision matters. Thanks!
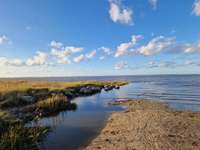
left=0, top=80, right=128, bottom=94
left=36, top=93, right=69, bottom=113
left=0, top=124, right=49, bottom=150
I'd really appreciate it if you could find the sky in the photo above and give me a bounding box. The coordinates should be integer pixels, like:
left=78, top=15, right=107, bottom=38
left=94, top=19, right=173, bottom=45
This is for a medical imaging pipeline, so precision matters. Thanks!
left=0, top=0, right=200, bottom=77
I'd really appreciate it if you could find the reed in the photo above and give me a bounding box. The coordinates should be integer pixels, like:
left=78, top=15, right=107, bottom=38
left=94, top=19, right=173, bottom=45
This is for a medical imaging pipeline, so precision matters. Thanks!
left=0, top=80, right=128, bottom=94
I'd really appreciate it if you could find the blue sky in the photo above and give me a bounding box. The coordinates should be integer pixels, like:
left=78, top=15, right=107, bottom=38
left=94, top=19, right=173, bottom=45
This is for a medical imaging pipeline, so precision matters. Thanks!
left=0, top=0, right=200, bottom=77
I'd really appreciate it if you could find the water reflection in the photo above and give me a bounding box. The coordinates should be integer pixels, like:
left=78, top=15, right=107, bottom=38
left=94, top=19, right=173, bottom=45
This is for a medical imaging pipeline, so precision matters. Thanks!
left=36, top=89, right=125, bottom=150
left=36, top=75, right=200, bottom=149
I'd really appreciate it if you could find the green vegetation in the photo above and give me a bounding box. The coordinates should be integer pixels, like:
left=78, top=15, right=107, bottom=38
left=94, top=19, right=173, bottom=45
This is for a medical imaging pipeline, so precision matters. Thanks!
left=35, top=93, right=77, bottom=117
left=0, top=110, right=49, bottom=150
left=0, top=80, right=128, bottom=150
left=0, top=124, right=48, bottom=150
left=36, top=93, right=68, bottom=111
left=0, top=80, right=128, bottom=109
left=0, top=80, right=128, bottom=94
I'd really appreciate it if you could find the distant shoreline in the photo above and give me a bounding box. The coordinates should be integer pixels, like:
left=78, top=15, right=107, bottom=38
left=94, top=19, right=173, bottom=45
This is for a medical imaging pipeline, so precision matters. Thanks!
left=0, top=74, right=200, bottom=80
left=86, top=100, right=200, bottom=150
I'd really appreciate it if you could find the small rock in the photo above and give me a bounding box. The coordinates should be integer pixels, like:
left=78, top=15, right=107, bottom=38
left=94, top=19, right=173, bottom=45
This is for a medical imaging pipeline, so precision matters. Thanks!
left=104, top=85, right=115, bottom=91
left=19, top=95, right=34, bottom=103
left=115, top=85, right=120, bottom=89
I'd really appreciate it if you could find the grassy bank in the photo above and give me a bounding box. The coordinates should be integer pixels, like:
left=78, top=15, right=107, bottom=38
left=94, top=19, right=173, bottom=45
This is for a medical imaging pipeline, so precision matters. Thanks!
left=0, top=80, right=127, bottom=94
left=0, top=110, right=49, bottom=150
left=0, top=80, right=128, bottom=150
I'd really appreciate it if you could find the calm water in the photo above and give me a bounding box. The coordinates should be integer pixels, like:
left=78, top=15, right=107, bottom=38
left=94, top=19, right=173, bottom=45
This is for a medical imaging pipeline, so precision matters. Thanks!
left=27, top=75, right=200, bottom=150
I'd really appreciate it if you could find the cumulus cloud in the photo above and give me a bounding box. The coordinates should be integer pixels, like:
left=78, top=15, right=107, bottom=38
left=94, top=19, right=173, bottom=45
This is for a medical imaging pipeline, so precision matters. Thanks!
left=115, top=35, right=143, bottom=57
left=98, top=47, right=113, bottom=60
left=114, top=61, right=128, bottom=70
left=167, top=40, right=200, bottom=54
left=50, top=40, right=83, bottom=53
left=51, top=49, right=71, bottom=64
left=99, top=47, right=113, bottom=55
left=26, top=51, right=48, bottom=66
left=0, top=51, right=49, bottom=67
left=65, top=46, right=83, bottom=53
left=109, top=0, right=133, bottom=25
left=149, top=0, right=158, bottom=10
left=73, top=50, right=97, bottom=63
left=134, top=36, right=175, bottom=56
left=184, top=41, right=200, bottom=53
left=193, top=0, right=200, bottom=16
left=50, top=40, right=83, bottom=64
left=73, top=54, right=85, bottom=63
left=86, top=50, right=96, bottom=59
left=0, top=57, right=23, bottom=66
left=50, top=41, right=63, bottom=50
left=0, top=35, right=10, bottom=45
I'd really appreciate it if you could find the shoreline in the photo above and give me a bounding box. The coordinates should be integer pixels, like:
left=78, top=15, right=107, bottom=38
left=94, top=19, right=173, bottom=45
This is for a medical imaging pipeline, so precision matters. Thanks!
left=85, top=100, right=200, bottom=150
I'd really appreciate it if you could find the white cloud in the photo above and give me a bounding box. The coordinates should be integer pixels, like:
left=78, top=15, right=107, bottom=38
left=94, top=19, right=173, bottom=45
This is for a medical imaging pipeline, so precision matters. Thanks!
left=168, top=40, right=200, bottom=54
left=134, top=36, right=175, bottom=56
left=0, top=57, right=9, bottom=66
left=50, top=40, right=84, bottom=53
left=99, top=47, right=113, bottom=55
left=0, top=51, right=48, bottom=67
left=26, top=51, right=48, bottom=66
left=115, top=35, right=143, bottom=57
left=0, top=57, right=23, bottom=66
left=86, top=50, right=96, bottom=59
left=0, top=35, right=10, bottom=45
left=193, top=0, right=200, bottom=16
left=149, top=0, right=158, bottom=10
left=184, top=41, right=200, bottom=53
left=73, top=54, right=85, bottom=63
left=98, top=47, right=113, bottom=60
left=109, top=0, right=133, bottom=25
left=9, top=59, right=23, bottom=66
left=65, top=46, right=83, bottom=53
left=73, top=50, right=96, bottom=63
left=50, top=40, right=63, bottom=50
left=51, top=49, right=71, bottom=64
left=114, top=61, right=128, bottom=70
left=50, top=40, right=83, bottom=64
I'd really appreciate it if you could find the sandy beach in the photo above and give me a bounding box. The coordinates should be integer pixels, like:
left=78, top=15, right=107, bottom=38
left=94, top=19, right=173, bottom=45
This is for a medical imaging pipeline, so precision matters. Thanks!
left=86, top=100, right=200, bottom=150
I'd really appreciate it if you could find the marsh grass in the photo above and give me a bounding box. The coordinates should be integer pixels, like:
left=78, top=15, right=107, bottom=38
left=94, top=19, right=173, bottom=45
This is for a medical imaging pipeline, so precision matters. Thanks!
left=0, top=124, right=49, bottom=150
left=0, top=110, right=49, bottom=150
left=0, top=80, right=128, bottom=94
left=0, top=80, right=127, bottom=149
left=0, top=80, right=127, bottom=108
left=36, top=94, right=68, bottom=112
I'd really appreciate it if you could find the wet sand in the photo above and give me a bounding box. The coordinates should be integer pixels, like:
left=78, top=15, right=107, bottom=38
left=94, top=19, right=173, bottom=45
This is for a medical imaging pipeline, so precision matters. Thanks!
left=85, top=100, right=200, bottom=150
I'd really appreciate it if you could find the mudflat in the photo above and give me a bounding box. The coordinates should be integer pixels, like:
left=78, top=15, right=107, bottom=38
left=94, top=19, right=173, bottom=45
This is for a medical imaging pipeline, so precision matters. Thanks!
left=86, top=100, right=200, bottom=150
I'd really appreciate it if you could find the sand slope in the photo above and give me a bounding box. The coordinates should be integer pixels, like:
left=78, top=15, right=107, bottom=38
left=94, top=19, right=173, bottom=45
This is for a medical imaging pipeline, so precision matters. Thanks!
left=86, top=100, right=200, bottom=150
